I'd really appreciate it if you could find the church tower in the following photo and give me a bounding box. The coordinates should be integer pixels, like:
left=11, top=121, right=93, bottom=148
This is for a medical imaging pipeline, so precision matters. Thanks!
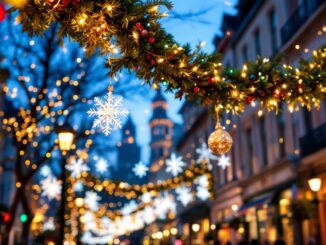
left=116, top=116, right=142, bottom=183
left=149, top=90, right=173, bottom=168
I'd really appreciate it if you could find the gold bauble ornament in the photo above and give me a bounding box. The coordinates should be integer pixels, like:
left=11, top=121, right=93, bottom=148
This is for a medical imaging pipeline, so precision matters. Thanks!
left=208, top=121, right=233, bottom=155
left=5, top=0, right=28, bottom=9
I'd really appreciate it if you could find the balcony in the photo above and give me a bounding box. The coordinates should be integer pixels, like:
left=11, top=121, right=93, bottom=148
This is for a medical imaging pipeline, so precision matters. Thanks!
left=300, top=122, right=326, bottom=158
left=281, top=0, right=324, bottom=45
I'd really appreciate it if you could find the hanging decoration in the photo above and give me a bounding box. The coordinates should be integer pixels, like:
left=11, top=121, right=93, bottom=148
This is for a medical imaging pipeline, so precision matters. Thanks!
left=133, top=161, right=149, bottom=178
left=95, top=158, right=109, bottom=174
left=40, top=176, right=61, bottom=201
left=165, top=153, right=186, bottom=177
left=66, top=157, right=89, bottom=179
left=87, top=87, right=129, bottom=135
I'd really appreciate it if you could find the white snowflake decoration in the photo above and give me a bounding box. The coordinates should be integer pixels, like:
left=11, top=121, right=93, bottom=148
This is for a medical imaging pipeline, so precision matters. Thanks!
left=196, top=186, right=210, bottom=201
left=66, top=158, right=89, bottom=178
left=41, top=176, right=61, bottom=201
left=40, top=166, right=52, bottom=177
left=217, top=155, right=231, bottom=170
left=175, top=184, right=193, bottom=206
left=195, top=175, right=209, bottom=187
left=74, top=181, right=84, bottom=192
left=133, top=162, right=148, bottom=178
left=165, top=153, right=185, bottom=177
left=154, top=193, right=176, bottom=219
left=196, top=143, right=218, bottom=170
left=85, top=191, right=101, bottom=211
left=88, top=92, right=129, bottom=136
left=141, top=192, right=152, bottom=203
left=142, top=206, right=156, bottom=224
left=43, top=217, right=56, bottom=231
left=95, top=158, right=109, bottom=174
left=121, top=200, right=138, bottom=215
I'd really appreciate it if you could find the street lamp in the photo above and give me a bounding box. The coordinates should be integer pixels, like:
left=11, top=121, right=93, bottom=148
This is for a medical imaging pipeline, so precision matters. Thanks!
left=308, top=177, right=322, bottom=245
left=56, top=125, right=74, bottom=245
left=308, top=177, right=322, bottom=192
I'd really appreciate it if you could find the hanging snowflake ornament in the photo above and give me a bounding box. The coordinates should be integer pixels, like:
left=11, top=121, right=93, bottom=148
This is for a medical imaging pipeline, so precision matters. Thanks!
left=217, top=154, right=231, bottom=169
left=141, top=192, right=152, bottom=203
left=165, top=153, right=185, bottom=177
left=196, top=143, right=218, bottom=170
left=40, top=165, right=52, bottom=177
left=87, top=91, right=129, bottom=136
left=95, top=158, right=109, bottom=174
left=121, top=200, right=138, bottom=215
left=43, top=217, right=56, bottom=231
left=175, top=184, right=193, bottom=206
left=66, top=158, right=89, bottom=178
left=195, top=175, right=209, bottom=187
left=133, top=162, right=148, bottom=178
left=84, top=191, right=101, bottom=211
left=196, top=186, right=211, bottom=201
left=74, top=181, right=84, bottom=192
left=40, top=176, right=61, bottom=201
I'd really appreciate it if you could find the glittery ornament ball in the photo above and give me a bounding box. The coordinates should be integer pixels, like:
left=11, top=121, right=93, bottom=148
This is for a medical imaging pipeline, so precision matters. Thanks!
left=208, top=127, right=233, bottom=155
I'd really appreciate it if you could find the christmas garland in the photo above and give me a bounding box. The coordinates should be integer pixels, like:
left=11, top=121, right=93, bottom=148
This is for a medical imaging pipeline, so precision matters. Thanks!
left=14, top=0, right=326, bottom=113
left=83, top=162, right=213, bottom=199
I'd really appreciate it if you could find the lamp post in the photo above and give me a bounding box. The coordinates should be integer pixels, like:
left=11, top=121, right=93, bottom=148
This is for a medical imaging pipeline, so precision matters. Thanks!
left=308, top=177, right=322, bottom=245
left=75, top=197, right=84, bottom=245
left=56, top=126, right=74, bottom=245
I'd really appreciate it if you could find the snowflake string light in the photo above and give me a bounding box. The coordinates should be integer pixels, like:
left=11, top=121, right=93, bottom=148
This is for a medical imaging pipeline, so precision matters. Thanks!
left=133, top=162, right=148, bottom=178
left=74, top=181, right=84, bottom=192
left=43, top=217, right=55, bottom=231
left=154, top=193, right=176, bottom=219
left=41, top=176, right=61, bottom=200
left=95, top=158, right=109, bottom=174
left=175, top=184, right=193, bottom=206
left=141, top=192, right=152, bottom=203
left=66, top=158, right=89, bottom=178
left=196, top=186, right=210, bottom=201
left=85, top=191, right=101, bottom=211
left=121, top=200, right=138, bottom=215
left=40, top=166, right=52, bottom=177
left=142, top=206, right=156, bottom=224
left=195, top=175, right=209, bottom=187
left=165, top=153, right=185, bottom=177
left=196, top=143, right=218, bottom=170
left=217, top=154, right=231, bottom=169
left=88, top=92, right=129, bottom=135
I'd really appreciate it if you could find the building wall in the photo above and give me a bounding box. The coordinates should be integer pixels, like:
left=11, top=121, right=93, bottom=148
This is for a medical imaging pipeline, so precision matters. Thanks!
left=212, top=0, right=326, bottom=244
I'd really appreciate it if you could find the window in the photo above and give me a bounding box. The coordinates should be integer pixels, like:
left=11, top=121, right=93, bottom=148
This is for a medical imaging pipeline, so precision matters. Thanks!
left=259, top=116, right=268, bottom=166
left=254, top=28, right=262, bottom=56
left=277, top=112, right=286, bottom=158
left=246, top=128, right=254, bottom=176
left=269, top=9, right=278, bottom=54
left=242, top=44, right=248, bottom=62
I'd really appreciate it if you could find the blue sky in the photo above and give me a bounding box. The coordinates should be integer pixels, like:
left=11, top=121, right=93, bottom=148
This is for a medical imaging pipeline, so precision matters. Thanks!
left=128, top=0, right=237, bottom=164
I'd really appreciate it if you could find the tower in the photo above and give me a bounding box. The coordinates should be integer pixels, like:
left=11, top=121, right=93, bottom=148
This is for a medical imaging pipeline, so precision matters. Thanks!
left=149, top=90, right=173, bottom=166
left=116, top=116, right=142, bottom=184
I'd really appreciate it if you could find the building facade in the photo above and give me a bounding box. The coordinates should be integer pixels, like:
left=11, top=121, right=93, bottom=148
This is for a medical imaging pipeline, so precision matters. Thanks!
left=211, top=0, right=326, bottom=244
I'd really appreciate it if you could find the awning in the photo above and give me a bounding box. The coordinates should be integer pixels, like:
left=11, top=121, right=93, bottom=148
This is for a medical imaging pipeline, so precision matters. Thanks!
left=238, top=193, right=273, bottom=214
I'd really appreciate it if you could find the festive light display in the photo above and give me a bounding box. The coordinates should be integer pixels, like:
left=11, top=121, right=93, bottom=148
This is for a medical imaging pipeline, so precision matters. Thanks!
left=15, top=0, right=326, bottom=113
left=165, top=153, right=186, bottom=177
left=133, top=161, right=149, bottom=178
left=217, top=154, right=231, bottom=170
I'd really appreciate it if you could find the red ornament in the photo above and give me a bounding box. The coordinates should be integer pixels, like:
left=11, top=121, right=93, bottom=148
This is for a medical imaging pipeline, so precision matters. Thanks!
left=204, top=98, right=211, bottom=105
left=145, top=53, right=151, bottom=61
left=194, top=86, right=200, bottom=93
left=0, top=3, right=6, bottom=22
left=297, top=84, right=303, bottom=93
left=149, top=59, right=156, bottom=66
left=207, top=77, right=214, bottom=84
left=167, top=52, right=174, bottom=60
left=133, top=65, right=139, bottom=71
left=245, top=96, right=254, bottom=104
left=141, top=29, right=148, bottom=37
left=135, top=22, right=142, bottom=30
left=148, top=37, right=155, bottom=44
